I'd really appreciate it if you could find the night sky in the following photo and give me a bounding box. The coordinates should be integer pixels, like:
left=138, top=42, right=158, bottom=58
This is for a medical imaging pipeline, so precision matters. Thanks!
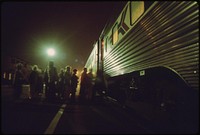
left=1, top=1, right=126, bottom=71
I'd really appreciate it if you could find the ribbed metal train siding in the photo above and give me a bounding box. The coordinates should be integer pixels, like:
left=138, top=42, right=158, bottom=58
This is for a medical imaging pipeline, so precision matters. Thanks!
left=104, top=1, right=199, bottom=90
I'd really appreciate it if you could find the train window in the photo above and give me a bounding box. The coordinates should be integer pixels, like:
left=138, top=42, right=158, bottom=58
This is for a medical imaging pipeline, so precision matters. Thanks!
left=3, top=72, right=6, bottom=79
left=112, top=23, right=118, bottom=45
left=130, top=1, right=144, bottom=26
left=9, top=73, right=12, bottom=80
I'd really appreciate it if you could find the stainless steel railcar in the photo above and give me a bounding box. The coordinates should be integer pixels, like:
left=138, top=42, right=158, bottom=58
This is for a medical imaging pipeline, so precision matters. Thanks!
left=85, top=1, right=199, bottom=133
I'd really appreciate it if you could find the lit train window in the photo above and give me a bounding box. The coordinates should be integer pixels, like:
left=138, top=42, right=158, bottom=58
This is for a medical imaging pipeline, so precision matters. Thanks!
left=9, top=73, right=12, bottom=80
left=3, top=72, right=6, bottom=79
left=130, top=1, right=144, bottom=25
left=112, top=23, right=118, bottom=45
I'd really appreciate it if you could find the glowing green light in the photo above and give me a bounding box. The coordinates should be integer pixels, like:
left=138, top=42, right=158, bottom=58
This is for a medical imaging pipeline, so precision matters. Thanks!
left=47, top=48, right=55, bottom=56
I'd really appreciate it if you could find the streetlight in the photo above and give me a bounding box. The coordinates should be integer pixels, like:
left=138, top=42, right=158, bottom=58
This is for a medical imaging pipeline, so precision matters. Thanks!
left=47, top=48, right=55, bottom=57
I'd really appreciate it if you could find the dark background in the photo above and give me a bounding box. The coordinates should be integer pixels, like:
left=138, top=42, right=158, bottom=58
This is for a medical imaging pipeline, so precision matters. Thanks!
left=1, top=1, right=127, bottom=71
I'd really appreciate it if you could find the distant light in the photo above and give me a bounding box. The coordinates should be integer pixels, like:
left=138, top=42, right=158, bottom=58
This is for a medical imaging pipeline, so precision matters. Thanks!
left=47, top=48, right=55, bottom=56
left=9, top=73, right=12, bottom=80
left=140, top=70, right=145, bottom=76
left=3, top=72, right=6, bottom=79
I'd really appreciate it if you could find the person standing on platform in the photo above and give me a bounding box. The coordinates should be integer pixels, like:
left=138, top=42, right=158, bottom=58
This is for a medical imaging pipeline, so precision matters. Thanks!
left=79, top=67, right=89, bottom=103
left=44, top=61, right=58, bottom=102
left=58, top=68, right=65, bottom=100
left=37, top=68, right=44, bottom=95
left=70, top=69, right=79, bottom=103
left=13, top=63, right=24, bottom=100
left=64, top=66, right=72, bottom=102
left=29, top=65, right=39, bottom=100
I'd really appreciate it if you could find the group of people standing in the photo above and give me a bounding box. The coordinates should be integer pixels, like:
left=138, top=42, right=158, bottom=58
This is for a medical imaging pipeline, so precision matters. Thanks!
left=79, top=68, right=95, bottom=103
left=43, top=61, right=79, bottom=103
left=13, top=61, right=96, bottom=104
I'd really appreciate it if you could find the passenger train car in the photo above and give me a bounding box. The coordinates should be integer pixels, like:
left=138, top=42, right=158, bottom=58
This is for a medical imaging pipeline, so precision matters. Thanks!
left=84, top=1, right=198, bottom=133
